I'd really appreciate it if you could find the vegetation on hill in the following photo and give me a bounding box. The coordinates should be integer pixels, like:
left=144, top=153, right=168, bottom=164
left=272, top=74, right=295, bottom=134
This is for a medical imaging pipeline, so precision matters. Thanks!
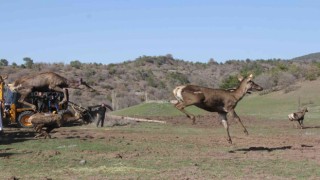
left=1, top=52, right=320, bottom=110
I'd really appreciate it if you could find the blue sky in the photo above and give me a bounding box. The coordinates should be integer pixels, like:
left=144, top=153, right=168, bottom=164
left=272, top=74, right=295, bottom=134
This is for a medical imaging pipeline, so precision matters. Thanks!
left=1, top=0, right=319, bottom=65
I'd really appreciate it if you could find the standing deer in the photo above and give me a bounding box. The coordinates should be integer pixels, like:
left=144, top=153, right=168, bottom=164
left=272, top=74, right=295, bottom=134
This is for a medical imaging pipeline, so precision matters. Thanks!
left=173, top=74, right=263, bottom=144
left=288, top=107, right=308, bottom=129
left=8, top=72, right=95, bottom=110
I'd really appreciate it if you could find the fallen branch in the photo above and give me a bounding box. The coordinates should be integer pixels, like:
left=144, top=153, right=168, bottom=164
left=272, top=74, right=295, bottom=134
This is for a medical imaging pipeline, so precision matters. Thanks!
left=107, top=115, right=166, bottom=124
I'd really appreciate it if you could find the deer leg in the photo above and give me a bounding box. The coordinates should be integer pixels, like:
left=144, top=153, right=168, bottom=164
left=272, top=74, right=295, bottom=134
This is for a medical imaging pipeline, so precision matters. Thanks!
left=174, top=102, right=196, bottom=124
left=34, top=125, right=44, bottom=138
left=18, top=94, right=37, bottom=110
left=37, top=129, right=47, bottom=139
left=231, top=111, right=249, bottom=135
left=43, top=131, right=51, bottom=139
left=294, top=121, right=300, bottom=129
left=219, top=113, right=232, bottom=144
left=298, top=120, right=304, bottom=129
left=50, top=87, right=68, bottom=106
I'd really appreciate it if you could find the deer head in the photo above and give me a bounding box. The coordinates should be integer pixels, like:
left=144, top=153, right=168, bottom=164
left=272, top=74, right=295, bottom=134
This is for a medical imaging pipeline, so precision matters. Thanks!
left=0, top=75, right=8, bottom=83
left=238, top=74, right=263, bottom=92
left=301, top=107, right=308, bottom=112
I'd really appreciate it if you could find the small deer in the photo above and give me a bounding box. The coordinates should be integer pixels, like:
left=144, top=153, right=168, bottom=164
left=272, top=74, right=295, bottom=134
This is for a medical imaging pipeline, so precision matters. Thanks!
left=173, top=74, right=263, bottom=144
left=288, top=107, right=308, bottom=129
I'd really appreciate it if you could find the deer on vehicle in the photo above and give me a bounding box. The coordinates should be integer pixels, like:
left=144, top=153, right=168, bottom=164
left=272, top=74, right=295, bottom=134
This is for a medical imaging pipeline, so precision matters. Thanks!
left=7, top=72, right=95, bottom=111
left=288, top=107, right=308, bottom=129
left=173, top=74, right=263, bottom=144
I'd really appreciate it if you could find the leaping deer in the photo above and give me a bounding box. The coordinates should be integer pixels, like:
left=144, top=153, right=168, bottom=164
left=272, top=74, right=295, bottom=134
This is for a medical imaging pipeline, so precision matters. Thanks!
left=8, top=72, right=95, bottom=111
left=173, top=74, right=263, bottom=144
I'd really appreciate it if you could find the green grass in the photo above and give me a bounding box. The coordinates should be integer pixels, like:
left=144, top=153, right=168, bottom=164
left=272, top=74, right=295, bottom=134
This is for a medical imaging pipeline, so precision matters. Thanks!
left=110, top=102, right=208, bottom=117
left=1, top=123, right=320, bottom=179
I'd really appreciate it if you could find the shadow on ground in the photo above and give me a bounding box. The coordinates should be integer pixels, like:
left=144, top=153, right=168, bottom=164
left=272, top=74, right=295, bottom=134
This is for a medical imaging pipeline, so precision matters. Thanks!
left=0, top=129, right=37, bottom=145
left=303, top=125, right=320, bottom=129
left=229, top=146, right=292, bottom=153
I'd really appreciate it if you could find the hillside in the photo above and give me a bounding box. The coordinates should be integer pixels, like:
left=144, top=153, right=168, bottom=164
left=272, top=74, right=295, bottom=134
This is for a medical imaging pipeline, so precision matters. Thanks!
left=237, top=78, right=320, bottom=121
left=1, top=52, right=320, bottom=110
left=291, top=52, right=320, bottom=62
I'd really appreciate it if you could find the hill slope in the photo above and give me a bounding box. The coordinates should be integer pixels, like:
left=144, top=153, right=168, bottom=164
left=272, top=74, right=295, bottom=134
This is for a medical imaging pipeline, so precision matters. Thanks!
left=291, top=52, right=320, bottom=62
left=2, top=52, right=320, bottom=110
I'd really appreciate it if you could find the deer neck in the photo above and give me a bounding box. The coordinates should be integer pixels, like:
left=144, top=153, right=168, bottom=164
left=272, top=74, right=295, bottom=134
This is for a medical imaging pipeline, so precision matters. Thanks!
left=232, top=82, right=248, bottom=101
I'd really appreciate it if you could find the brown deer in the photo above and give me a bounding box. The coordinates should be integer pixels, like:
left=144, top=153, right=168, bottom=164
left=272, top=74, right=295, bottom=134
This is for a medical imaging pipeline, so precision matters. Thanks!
left=8, top=72, right=95, bottom=110
left=173, top=74, right=263, bottom=144
left=30, top=111, right=85, bottom=139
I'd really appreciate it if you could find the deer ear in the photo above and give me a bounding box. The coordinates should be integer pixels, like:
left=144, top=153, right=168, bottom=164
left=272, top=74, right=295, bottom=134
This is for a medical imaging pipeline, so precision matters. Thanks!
left=238, top=75, right=244, bottom=82
left=248, top=74, right=253, bottom=80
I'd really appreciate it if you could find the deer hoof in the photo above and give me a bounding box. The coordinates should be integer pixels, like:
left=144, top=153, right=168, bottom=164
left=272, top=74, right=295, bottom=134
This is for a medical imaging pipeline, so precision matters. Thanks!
left=244, top=130, right=249, bottom=135
left=191, top=117, right=196, bottom=125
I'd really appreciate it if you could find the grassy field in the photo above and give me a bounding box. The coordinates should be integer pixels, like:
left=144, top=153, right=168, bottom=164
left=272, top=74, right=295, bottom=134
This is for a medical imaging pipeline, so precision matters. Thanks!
left=110, top=102, right=208, bottom=117
left=1, top=80, right=320, bottom=179
left=1, top=121, right=320, bottom=179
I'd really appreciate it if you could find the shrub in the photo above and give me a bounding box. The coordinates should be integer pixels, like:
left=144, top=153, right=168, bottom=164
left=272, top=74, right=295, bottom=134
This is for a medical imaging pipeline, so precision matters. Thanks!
left=70, top=60, right=82, bottom=69
left=219, top=75, right=239, bottom=89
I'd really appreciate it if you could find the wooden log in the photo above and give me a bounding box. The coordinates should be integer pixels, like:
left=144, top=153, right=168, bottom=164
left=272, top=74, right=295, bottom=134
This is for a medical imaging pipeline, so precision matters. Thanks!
left=107, top=115, right=166, bottom=124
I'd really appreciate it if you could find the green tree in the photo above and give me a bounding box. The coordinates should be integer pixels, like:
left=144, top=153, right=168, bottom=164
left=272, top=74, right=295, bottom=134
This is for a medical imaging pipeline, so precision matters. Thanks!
left=70, top=60, right=82, bottom=69
left=23, top=57, right=34, bottom=69
left=219, top=75, right=239, bottom=89
left=0, top=59, right=8, bottom=66
left=240, top=61, right=263, bottom=76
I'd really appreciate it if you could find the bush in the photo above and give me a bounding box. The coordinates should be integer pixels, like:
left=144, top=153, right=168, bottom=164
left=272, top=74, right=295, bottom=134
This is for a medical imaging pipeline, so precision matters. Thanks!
left=166, top=72, right=190, bottom=85
left=219, top=75, right=239, bottom=89
left=254, top=74, right=275, bottom=90
left=277, top=72, right=296, bottom=87
left=70, top=60, right=82, bottom=69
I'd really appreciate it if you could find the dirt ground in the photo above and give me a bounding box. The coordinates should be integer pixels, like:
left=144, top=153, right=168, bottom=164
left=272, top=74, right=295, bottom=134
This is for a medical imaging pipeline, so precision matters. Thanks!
left=1, top=114, right=320, bottom=179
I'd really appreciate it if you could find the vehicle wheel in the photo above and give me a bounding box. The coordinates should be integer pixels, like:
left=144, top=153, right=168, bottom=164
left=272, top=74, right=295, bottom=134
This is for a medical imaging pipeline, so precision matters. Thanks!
left=17, top=111, right=35, bottom=128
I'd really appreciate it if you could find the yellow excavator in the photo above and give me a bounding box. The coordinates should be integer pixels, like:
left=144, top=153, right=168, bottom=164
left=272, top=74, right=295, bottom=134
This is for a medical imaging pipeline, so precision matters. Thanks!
left=0, top=81, right=70, bottom=128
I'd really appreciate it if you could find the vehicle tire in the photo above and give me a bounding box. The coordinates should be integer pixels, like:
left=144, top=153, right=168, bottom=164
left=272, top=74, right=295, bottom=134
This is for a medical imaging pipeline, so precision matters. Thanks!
left=17, top=111, right=35, bottom=128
